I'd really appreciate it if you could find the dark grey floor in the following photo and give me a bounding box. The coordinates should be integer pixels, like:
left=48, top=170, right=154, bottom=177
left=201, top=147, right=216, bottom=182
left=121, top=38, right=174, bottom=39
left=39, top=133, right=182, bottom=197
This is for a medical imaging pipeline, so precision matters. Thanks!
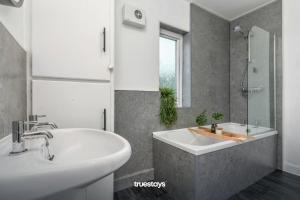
left=230, top=170, right=300, bottom=200
left=114, top=170, right=300, bottom=200
left=114, top=187, right=172, bottom=200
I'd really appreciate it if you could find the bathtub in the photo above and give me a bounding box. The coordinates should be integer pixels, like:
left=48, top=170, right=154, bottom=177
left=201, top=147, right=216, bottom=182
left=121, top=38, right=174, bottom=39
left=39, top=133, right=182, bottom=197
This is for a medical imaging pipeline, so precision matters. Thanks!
left=153, top=122, right=278, bottom=200
left=153, top=122, right=277, bottom=156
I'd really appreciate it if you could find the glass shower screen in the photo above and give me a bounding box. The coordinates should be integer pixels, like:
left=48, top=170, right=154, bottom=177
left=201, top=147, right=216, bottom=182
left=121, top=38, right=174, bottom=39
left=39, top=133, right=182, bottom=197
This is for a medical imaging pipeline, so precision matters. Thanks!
left=247, top=26, right=276, bottom=134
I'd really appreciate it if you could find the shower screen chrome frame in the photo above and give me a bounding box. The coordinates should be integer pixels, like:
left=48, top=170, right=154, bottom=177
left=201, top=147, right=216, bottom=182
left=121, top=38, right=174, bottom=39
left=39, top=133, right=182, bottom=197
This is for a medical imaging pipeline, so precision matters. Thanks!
left=273, top=33, right=277, bottom=130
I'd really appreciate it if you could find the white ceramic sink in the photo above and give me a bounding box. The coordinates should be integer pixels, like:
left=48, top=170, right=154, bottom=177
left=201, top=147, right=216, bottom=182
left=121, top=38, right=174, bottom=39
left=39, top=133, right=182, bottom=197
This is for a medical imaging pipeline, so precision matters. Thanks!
left=0, top=129, right=131, bottom=200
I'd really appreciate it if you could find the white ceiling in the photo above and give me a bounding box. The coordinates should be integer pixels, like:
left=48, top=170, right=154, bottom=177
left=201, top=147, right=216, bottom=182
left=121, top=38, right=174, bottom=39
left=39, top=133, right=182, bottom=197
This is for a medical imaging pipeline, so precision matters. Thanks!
left=191, top=0, right=277, bottom=21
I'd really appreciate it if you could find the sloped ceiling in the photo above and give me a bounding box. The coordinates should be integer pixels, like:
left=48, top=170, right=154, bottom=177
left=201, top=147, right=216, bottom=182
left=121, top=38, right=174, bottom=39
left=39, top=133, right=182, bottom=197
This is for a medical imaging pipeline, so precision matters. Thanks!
left=191, top=0, right=277, bottom=21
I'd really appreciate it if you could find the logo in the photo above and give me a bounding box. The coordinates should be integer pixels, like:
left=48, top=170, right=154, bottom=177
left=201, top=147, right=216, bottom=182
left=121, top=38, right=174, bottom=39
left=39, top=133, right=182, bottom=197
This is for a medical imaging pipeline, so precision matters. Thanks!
left=134, top=181, right=166, bottom=189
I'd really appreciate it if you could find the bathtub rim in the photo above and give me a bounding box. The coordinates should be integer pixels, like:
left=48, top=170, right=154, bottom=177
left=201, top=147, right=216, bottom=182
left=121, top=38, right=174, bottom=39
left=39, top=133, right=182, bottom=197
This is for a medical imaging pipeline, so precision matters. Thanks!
left=153, top=125, right=278, bottom=156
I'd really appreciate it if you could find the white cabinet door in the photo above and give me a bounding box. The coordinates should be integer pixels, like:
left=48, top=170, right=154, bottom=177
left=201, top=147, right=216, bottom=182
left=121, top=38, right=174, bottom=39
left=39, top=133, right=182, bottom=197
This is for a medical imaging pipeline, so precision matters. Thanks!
left=32, top=80, right=111, bottom=130
left=32, top=0, right=112, bottom=80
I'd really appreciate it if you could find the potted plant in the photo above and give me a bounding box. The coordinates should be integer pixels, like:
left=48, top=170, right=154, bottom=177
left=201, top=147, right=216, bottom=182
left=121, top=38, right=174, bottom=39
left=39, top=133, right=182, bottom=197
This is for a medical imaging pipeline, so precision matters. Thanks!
left=211, top=112, right=224, bottom=133
left=159, top=87, right=177, bottom=127
left=196, top=110, right=208, bottom=127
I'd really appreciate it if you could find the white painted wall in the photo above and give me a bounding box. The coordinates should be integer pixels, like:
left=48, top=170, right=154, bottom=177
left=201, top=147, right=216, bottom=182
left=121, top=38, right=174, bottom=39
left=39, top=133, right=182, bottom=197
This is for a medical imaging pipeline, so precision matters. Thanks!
left=0, top=1, right=29, bottom=49
left=283, top=0, right=300, bottom=176
left=115, top=0, right=190, bottom=91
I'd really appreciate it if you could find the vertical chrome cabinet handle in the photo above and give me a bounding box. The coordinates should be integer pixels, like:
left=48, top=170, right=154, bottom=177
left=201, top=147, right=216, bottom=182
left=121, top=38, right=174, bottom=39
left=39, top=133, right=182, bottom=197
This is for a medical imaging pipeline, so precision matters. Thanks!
left=103, top=109, right=107, bottom=131
left=103, top=27, right=106, bottom=52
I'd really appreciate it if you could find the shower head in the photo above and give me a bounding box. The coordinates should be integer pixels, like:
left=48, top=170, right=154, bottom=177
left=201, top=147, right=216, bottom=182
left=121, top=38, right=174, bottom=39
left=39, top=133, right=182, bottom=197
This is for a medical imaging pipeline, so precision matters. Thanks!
left=233, top=25, right=248, bottom=39
left=233, top=25, right=242, bottom=33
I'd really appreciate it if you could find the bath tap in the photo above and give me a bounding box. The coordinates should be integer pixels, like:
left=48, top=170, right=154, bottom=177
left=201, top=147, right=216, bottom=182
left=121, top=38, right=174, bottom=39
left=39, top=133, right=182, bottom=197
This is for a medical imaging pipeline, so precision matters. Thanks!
left=254, top=120, right=260, bottom=128
left=240, top=120, right=247, bottom=126
left=10, top=120, right=55, bottom=160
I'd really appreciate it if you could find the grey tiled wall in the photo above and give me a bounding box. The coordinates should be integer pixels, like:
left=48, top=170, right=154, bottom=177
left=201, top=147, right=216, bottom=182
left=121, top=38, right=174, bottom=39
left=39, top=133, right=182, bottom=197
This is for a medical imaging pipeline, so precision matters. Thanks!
left=230, top=0, right=282, bottom=168
left=114, top=4, right=230, bottom=191
left=0, top=22, right=27, bottom=139
left=114, top=91, right=160, bottom=191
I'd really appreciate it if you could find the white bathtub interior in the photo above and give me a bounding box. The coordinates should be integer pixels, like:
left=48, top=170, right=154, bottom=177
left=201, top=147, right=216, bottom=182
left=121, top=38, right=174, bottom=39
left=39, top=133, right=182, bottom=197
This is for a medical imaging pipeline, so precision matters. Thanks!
left=158, top=128, right=220, bottom=146
left=153, top=123, right=277, bottom=156
left=203, top=123, right=273, bottom=136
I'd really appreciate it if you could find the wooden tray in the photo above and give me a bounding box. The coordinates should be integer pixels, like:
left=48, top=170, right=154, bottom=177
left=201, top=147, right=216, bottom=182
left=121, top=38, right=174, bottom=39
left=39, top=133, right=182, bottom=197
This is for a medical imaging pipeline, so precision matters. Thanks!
left=188, top=127, right=254, bottom=142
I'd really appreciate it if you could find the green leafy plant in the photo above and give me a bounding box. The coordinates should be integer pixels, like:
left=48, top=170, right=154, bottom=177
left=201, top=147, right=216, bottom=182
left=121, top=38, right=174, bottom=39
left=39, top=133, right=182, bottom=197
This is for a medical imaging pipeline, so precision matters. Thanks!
left=212, top=112, right=224, bottom=123
left=159, top=87, right=177, bottom=127
left=210, top=112, right=224, bottom=133
left=196, top=110, right=208, bottom=127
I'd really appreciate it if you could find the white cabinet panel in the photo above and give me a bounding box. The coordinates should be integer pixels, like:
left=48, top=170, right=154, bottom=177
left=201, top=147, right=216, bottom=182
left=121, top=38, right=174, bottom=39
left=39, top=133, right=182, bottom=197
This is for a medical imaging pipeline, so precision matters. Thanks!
left=32, top=80, right=110, bottom=130
left=32, top=0, right=112, bottom=80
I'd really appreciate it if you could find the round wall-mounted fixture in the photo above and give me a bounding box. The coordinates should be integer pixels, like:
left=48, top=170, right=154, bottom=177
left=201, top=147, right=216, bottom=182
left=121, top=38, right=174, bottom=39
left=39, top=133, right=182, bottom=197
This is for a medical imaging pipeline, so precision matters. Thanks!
left=0, top=0, right=24, bottom=8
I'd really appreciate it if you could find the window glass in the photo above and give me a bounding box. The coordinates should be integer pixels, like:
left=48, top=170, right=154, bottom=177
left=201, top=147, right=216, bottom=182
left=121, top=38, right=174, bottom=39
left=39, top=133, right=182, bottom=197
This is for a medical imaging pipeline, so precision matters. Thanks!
left=159, top=37, right=177, bottom=91
left=159, top=29, right=183, bottom=107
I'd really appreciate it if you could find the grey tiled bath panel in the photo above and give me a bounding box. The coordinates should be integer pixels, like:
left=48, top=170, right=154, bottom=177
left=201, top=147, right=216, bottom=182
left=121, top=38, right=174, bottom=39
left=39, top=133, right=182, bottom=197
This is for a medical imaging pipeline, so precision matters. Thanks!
left=154, top=135, right=277, bottom=200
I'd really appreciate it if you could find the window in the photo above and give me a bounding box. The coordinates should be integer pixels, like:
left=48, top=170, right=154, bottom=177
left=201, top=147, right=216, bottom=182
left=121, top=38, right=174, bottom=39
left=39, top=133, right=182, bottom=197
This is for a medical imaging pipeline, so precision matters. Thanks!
left=159, top=29, right=183, bottom=107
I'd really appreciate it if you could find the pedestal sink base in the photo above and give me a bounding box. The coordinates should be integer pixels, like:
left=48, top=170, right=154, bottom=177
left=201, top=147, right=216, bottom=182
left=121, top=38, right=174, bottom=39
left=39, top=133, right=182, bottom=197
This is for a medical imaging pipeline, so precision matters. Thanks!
left=44, top=174, right=113, bottom=200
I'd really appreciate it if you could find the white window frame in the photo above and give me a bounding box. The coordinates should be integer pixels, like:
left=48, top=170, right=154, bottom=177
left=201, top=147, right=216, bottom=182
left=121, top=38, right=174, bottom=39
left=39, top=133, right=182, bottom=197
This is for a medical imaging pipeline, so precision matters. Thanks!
left=160, top=29, right=183, bottom=107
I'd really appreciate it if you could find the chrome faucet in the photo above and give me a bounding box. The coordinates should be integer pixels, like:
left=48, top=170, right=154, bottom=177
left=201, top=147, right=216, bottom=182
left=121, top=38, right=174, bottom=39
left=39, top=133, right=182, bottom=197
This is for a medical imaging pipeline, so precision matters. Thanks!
left=28, top=115, right=58, bottom=131
left=31, top=122, right=58, bottom=131
left=10, top=119, right=56, bottom=160
left=10, top=121, right=27, bottom=154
